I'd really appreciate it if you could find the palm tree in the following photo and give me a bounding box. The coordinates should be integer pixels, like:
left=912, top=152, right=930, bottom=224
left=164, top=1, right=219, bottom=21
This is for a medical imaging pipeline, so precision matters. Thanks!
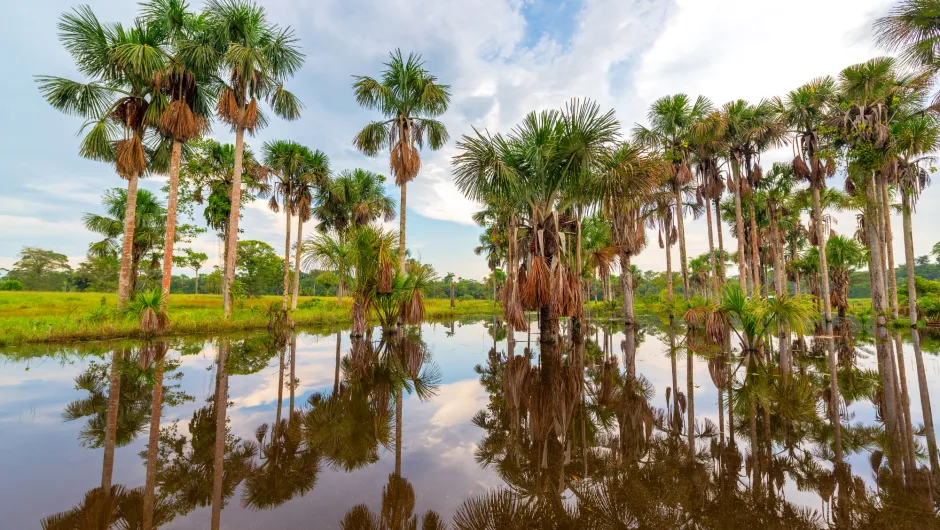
left=313, top=168, right=396, bottom=235
left=289, top=151, right=330, bottom=309
left=261, top=140, right=329, bottom=310
left=876, top=0, right=940, bottom=76
left=38, top=6, right=170, bottom=307
left=141, top=0, right=216, bottom=310
left=826, top=235, right=866, bottom=318
left=595, top=143, right=664, bottom=326
left=634, top=94, right=713, bottom=300
left=691, top=110, right=730, bottom=294
left=303, top=232, right=354, bottom=304
left=782, top=77, right=839, bottom=325
left=453, top=99, right=619, bottom=342
left=474, top=225, right=507, bottom=308
left=206, top=0, right=304, bottom=319
left=83, top=189, right=168, bottom=295
left=352, top=50, right=451, bottom=272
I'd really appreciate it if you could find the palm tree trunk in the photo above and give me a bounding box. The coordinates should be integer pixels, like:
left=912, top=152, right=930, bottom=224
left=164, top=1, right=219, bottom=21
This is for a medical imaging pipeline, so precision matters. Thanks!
left=334, top=331, right=341, bottom=394
left=210, top=339, right=229, bottom=530
left=399, top=182, right=407, bottom=273
left=276, top=345, right=285, bottom=430
left=450, top=281, right=455, bottom=308
left=117, top=173, right=140, bottom=308
left=705, top=195, right=719, bottom=297
left=665, top=235, right=674, bottom=298
left=731, top=161, right=750, bottom=295
left=282, top=183, right=292, bottom=311
left=812, top=185, right=833, bottom=325
left=291, top=218, right=304, bottom=310
left=289, top=333, right=297, bottom=421
left=687, top=342, right=695, bottom=462
left=620, top=252, right=636, bottom=327
left=880, top=175, right=899, bottom=319
left=101, top=349, right=123, bottom=491
left=746, top=189, right=762, bottom=295
left=892, top=333, right=917, bottom=483
left=337, top=276, right=343, bottom=304
left=715, top=198, right=726, bottom=282
left=676, top=195, right=691, bottom=299
left=912, top=328, right=940, bottom=476
left=395, top=388, right=403, bottom=476
left=223, top=126, right=246, bottom=319
left=194, top=267, right=200, bottom=295
left=902, top=194, right=918, bottom=322
left=769, top=209, right=789, bottom=377
left=160, top=140, right=184, bottom=311
left=142, top=350, right=165, bottom=530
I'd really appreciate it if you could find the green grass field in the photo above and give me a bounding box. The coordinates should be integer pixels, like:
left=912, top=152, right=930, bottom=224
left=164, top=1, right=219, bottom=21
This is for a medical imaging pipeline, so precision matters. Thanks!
left=0, top=291, right=500, bottom=346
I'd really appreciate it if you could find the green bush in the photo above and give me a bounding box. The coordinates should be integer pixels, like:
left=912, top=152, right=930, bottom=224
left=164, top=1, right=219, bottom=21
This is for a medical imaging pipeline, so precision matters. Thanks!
left=0, top=279, right=24, bottom=291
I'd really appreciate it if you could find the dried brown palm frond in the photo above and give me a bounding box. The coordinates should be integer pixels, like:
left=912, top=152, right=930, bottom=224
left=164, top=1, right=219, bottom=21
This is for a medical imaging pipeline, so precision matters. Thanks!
left=524, top=256, right=551, bottom=310
left=792, top=155, right=811, bottom=180
left=825, top=156, right=836, bottom=177
left=159, top=100, right=202, bottom=143
left=242, top=98, right=259, bottom=131
left=551, top=262, right=570, bottom=317
left=658, top=230, right=665, bottom=249
left=217, top=87, right=240, bottom=124
left=140, top=307, right=171, bottom=336
left=403, top=289, right=424, bottom=325
left=115, top=137, right=147, bottom=178
left=751, top=164, right=763, bottom=185
left=677, top=161, right=693, bottom=185
left=390, top=141, right=421, bottom=185
left=112, top=98, right=148, bottom=131
left=567, top=270, right=583, bottom=318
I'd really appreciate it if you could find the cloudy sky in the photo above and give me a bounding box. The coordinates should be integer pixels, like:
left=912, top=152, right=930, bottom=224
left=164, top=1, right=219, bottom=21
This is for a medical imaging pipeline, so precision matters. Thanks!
left=2, top=0, right=938, bottom=280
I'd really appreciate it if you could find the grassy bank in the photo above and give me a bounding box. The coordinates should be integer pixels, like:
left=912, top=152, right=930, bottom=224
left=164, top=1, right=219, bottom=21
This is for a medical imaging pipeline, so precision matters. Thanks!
left=0, top=292, right=500, bottom=346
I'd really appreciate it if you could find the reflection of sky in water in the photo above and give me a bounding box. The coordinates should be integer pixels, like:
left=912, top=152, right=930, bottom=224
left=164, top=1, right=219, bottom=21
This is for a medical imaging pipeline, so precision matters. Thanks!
left=1, top=321, right=939, bottom=528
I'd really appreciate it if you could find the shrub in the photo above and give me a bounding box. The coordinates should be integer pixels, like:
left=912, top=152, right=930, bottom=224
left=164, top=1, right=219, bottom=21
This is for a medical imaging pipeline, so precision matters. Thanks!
left=0, top=279, right=24, bottom=291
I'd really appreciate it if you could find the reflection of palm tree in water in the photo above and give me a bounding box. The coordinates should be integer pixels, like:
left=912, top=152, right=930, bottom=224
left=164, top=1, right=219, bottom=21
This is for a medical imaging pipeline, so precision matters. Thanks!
left=340, top=473, right=445, bottom=530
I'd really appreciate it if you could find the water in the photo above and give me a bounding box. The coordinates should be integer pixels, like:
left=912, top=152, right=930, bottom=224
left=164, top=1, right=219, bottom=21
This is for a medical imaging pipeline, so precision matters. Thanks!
left=2, top=317, right=940, bottom=528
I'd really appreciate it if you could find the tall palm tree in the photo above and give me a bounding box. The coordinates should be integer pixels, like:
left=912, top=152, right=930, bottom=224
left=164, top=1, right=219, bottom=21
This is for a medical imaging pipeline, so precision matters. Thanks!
left=785, top=75, right=870, bottom=322
left=595, top=143, right=664, bottom=326
left=83, top=189, right=168, bottom=295
left=474, top=225, right=506, bottom=308
left=141, top=0, right=216, bottom=310
left=262, top=140, right=329, bottom=310
left=206, top=0, right=304, bottom=319
left=634, top=94, right=713, bottom=300
left=352, top=50, right=451, bottom=272
left=691, top=111, right=729, bottom=294
left=289, top=151, right=330, bottom=310
left=876, top=0, right=940, bottom=76
left=38, top=6, right=170, bottom=307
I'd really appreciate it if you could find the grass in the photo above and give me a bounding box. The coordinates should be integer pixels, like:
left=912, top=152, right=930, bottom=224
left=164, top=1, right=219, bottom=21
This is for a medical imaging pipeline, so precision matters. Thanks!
left=0, top=292, right=500, bottom=346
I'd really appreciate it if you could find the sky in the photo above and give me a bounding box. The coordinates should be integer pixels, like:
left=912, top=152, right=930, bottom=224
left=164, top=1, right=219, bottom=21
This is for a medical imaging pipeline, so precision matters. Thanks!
left=2, top=0, right=938, bottom=281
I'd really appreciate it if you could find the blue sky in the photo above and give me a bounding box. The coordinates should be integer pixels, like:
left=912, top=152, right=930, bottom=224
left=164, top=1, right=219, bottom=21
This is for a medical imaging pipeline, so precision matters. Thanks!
left=2, top=0, right=937, bottom=280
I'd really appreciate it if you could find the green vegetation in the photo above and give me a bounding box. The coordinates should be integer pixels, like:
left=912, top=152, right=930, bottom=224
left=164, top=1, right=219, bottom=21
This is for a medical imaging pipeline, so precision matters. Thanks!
left=0, top=291, right=498, bottom=346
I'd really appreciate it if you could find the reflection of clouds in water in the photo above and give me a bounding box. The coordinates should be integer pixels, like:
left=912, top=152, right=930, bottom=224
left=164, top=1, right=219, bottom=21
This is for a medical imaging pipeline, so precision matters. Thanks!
left=428, top=379, right=488, bottom=428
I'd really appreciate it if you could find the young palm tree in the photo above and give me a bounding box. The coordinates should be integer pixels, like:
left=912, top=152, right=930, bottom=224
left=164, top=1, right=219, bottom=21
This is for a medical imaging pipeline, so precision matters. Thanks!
left=826, top=234, right=867, bottom=318
left=83, top=189, right=168, bottom=295
left=634, top=94, right=713, bottom=300
left=206, top=0, right=304, bottom=318
left=352, top=50, right=451, bottom=272
left=38, top=7, right=170, bottom=307
left=141, top=0, right=216, bottom=310
left=262, top=141, right=329, bottom=310
left=304, top=232, right=354, bottom=304
left=691, top=111, right=729, bottom=294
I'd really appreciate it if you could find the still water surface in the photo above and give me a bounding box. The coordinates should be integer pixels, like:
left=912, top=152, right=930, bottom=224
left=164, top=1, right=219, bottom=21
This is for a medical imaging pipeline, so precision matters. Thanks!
left=2, top=317, right=940, bottom=528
